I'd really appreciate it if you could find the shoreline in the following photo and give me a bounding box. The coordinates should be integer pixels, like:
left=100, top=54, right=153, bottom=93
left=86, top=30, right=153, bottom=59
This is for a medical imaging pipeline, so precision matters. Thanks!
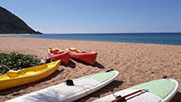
left=0, top=34, right=31, bottom=37
left=0, top=34, right=31, bottom=35
left=0, top=37, right=181, bottom=102
left=1, top=36, right=181, bottom=47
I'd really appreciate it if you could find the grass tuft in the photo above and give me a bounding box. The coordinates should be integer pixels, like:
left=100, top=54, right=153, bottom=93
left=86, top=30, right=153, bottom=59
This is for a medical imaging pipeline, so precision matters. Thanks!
left=0, top=52, right=40, bottom=75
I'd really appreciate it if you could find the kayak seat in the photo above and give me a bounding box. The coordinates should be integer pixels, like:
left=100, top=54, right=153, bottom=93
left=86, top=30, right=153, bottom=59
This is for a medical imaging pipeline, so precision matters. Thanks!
left=7, top=70, right=19, bottom=78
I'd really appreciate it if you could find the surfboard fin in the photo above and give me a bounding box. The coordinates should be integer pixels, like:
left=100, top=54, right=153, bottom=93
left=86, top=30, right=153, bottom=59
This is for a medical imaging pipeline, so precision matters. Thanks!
left=66, top=80, right=74, bottom=86
left=163, top=76, right=168, bottom=79
left=106, top=69, right=114, bottom=72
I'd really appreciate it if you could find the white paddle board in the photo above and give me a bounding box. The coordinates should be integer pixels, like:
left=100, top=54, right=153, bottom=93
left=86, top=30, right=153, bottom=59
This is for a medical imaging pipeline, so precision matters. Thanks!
left=94, top=78, right=179, bottom=102
left=7, top=69, right=119, bottom=102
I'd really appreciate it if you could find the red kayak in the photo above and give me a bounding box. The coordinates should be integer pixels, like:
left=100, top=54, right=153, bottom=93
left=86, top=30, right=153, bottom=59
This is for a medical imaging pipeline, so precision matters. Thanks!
left=66, top=48, right=97, bottom=65
left=48, top=48, right=70, bottom=64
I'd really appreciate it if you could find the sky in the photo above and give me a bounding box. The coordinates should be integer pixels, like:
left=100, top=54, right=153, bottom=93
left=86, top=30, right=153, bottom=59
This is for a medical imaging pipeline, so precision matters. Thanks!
left=0, top=0, right=181, bottom=34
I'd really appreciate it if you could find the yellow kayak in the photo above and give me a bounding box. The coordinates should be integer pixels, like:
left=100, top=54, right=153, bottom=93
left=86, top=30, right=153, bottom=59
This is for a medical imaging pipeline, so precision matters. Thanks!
left=0, top=60, right=61, bottom=91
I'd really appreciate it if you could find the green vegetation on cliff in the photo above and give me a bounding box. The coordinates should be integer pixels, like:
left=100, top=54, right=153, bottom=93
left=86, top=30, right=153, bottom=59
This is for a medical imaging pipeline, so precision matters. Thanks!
left=0, top=6, right=42, bottom=34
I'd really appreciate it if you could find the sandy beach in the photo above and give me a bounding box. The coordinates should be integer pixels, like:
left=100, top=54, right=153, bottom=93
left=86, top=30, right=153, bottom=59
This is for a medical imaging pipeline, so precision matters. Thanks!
left=0, top=37, right=181, bottom=102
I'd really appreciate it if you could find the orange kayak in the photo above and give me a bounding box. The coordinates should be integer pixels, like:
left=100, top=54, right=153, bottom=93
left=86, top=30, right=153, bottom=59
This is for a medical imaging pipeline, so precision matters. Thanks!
left=48, top=48, right=70, bottom=64
left=66, top=48, right=97, bottom=65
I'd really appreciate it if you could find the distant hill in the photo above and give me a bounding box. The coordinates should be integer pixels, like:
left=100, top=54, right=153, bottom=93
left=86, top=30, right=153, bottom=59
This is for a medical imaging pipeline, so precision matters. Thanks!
left=0, top=6, right=42, bottom=34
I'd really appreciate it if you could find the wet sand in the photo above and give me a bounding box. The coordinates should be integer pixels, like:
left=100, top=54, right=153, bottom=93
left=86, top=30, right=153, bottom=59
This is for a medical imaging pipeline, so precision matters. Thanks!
left=0, top=37, right=181, bottom=102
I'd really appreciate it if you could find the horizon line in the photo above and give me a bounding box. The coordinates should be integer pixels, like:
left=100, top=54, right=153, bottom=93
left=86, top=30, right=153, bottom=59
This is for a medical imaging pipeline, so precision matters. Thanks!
left=43, top=32, right=181, bottom=34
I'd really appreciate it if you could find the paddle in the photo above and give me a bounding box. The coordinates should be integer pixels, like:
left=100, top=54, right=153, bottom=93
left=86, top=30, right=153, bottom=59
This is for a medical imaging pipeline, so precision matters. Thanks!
left=112, top=89, right=148, bottom=102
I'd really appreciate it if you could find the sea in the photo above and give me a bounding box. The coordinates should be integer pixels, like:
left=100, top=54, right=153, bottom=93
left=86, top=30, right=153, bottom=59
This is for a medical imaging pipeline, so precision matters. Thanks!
left=2, top=33, right=181, bottom=46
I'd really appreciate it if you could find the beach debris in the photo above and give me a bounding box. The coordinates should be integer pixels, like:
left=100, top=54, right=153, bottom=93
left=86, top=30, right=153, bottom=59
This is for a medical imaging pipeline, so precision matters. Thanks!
left=40, top=57, right=51, bottom=64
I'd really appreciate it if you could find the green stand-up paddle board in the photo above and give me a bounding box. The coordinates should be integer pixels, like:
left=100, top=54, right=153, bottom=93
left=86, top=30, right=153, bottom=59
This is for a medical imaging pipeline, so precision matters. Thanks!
left=94, top=78, right=179, bottom=102
left=7, top=69, right=119, bottom=102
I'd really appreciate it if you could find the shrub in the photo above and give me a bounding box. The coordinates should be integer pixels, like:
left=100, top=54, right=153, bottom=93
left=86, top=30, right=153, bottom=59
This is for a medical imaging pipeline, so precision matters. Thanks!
left=0, top=52, right=40, bottom=75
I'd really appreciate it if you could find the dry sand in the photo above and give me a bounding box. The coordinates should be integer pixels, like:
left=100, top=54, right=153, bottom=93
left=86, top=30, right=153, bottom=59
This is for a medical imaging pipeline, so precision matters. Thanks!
left=0, top=37, right=181, bottom=102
